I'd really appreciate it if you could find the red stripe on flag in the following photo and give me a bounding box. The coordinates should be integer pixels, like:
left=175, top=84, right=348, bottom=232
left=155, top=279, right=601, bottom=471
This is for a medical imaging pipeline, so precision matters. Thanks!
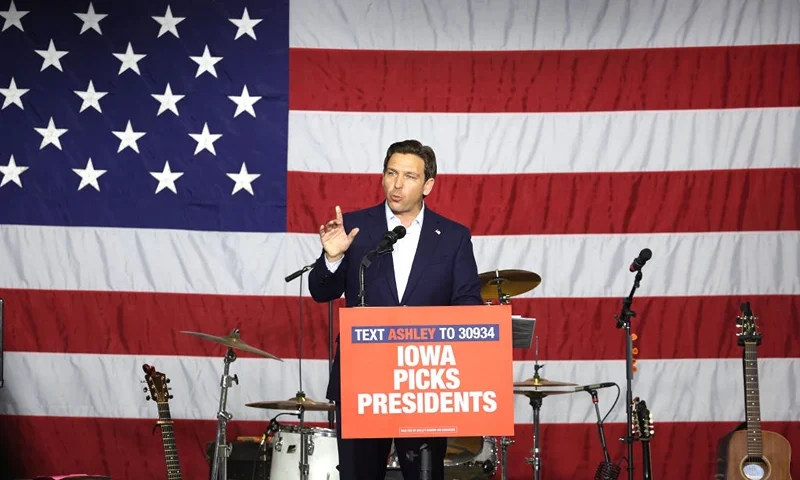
left=289, top=45, right=800, bottom=112
left=2, top=416, right=799, bottom=479
left=286, top=169, right=800, bottom=235
left=4, top=289, right=797, bottom=360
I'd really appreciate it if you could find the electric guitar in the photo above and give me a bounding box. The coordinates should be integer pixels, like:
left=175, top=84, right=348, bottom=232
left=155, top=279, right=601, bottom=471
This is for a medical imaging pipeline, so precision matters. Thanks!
left=724, top=302, right=792, bottom=479
left=632, top=397, right=654, bottom=480
left=143, top=364, right=182, bottom=480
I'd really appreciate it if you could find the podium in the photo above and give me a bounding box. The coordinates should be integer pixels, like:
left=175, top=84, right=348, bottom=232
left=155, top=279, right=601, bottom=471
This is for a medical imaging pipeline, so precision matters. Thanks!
left=339, top=305, right=534, bottom=440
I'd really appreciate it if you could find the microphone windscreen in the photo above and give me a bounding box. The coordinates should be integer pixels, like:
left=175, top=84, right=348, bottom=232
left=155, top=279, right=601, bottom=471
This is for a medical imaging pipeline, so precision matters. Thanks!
left=394, top=225, right=406, bottom=239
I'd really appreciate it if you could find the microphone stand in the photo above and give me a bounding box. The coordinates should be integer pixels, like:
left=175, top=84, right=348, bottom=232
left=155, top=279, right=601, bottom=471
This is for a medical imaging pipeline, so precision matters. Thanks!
left=358, top=243, right=393, bottom=307
left=327, top=300, right=334, bottom=429
left=615, top=268, right=643, bottom=480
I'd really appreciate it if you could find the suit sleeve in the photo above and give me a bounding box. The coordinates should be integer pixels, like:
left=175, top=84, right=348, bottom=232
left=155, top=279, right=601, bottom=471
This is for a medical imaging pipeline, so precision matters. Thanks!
left=308, top=250, right=348, bottom=303
left=450, top=229, right=484, bottom=306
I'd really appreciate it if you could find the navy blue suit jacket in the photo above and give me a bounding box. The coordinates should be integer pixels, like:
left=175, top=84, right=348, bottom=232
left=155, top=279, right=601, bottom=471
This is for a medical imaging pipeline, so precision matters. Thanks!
left=308, top=202, right=484, bottom=401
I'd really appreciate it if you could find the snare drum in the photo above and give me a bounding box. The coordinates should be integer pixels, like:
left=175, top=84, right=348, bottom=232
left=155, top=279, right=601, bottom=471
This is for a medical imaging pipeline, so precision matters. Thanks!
left=446, top=436, right=497, bottom=477
left=270, top=425, right=339, bottom=480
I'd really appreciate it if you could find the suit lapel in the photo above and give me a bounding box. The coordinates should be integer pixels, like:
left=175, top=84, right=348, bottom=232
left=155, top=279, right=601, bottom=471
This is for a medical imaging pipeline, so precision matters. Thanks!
left=400, top=211, right=442, bottom=305
left=366, top=204, right=399, bottom=304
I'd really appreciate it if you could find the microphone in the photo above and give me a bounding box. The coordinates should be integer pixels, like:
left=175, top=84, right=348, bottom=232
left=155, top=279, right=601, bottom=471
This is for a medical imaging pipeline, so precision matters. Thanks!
left=575, top=382, right=615, bottom=392
left=628, top=248, right=652, bottom=272
left=376, top=225, right=406, bottom=254
left=285, top=263, right=314, bottom=283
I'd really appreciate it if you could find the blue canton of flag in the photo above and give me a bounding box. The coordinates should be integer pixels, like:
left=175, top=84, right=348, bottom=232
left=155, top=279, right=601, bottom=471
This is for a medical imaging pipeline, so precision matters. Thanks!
left=0, top=0, right=289, bottom=233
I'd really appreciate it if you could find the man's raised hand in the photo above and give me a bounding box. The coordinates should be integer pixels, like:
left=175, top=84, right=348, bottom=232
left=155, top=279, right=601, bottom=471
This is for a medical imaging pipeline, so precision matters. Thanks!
left=319, top=205, right=359, bottom=262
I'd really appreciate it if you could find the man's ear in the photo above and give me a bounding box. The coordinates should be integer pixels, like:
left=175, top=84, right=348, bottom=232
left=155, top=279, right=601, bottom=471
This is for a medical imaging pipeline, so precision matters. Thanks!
left=423, top=177, right=435, bottom=196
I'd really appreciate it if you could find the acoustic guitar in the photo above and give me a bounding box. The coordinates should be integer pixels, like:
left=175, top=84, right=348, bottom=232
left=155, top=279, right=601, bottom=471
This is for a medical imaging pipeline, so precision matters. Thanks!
left=632, top=397, right=654, bottom=480
left=143, top=364, right=183, bottom=480
left=724, top=302, right=792, bottom=479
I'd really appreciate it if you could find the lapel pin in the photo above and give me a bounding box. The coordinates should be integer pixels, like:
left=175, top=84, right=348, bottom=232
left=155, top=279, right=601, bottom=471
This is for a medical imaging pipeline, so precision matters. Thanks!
left=435, top=229, right=441, bottom=235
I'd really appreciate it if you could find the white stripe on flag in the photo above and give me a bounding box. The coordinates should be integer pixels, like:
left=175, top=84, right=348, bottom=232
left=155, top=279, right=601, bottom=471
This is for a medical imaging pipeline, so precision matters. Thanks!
left=289, top=0, right=800, bottom=51
left=287, top=108, right=800, bottom=174
left=1, top=225, right=798, bottom=298
left=2, top=353, right=797, bottom=424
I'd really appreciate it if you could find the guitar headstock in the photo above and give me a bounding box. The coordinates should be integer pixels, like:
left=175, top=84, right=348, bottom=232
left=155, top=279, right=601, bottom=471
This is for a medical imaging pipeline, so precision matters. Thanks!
left=632, top=397, right=655, bottom=441
left=142, top=364, right=173, bottom=403
left=736, top=301, right=761, bottom=347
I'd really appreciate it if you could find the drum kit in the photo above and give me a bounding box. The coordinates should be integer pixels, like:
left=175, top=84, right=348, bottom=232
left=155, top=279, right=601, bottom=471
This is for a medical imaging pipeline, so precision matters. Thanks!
left=181, top=268, right=611, bottom=480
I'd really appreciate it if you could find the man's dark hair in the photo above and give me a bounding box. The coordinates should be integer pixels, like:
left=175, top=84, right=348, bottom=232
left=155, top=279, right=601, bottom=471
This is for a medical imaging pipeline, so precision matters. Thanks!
left=382, top=139, right=437, bottom=181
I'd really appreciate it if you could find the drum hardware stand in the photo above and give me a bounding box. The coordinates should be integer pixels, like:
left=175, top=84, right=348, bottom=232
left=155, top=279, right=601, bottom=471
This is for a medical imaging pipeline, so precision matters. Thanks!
left=211, top=332, right=240, bottom=480
left=297, top=401, right=310, bottom=480
left=500, top=436, right=514, bottom=480
left=615, top=248, right=650, bottom=480
left=524, top=341, right=545, bottom=480
left=286, top=262, right=312, bottom=480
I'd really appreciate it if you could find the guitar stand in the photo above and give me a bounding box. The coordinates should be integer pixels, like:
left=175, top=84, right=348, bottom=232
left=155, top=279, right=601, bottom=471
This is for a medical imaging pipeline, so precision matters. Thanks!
left=210, top=343, right=239, bottom=480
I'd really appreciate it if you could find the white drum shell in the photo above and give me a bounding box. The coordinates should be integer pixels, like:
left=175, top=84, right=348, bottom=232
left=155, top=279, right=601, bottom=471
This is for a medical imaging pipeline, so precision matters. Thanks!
left=270, top=425, right=340, bottom=480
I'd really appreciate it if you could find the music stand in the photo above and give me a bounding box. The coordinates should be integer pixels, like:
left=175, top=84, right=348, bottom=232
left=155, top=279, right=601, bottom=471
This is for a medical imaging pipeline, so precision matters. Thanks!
left=512, top=315, right=535, bottom=348
left=494, top=315, right=536, bottom=479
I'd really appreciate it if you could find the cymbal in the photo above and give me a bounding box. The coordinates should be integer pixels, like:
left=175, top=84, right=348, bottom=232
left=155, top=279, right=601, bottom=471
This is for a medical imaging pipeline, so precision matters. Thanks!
left=246, top=394, right=335, bottom=412
left=180, top=330, right=282, bottom=361
left=479, top=269, right=542, bottom=299
left=514, top=389, right=576, bottom=398
left=514, top=376, right=577, bottom=388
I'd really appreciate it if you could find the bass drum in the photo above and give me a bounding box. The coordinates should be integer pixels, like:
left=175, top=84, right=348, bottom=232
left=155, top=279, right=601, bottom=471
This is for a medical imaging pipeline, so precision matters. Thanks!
left=385, top=436, right=497, bottom=479
left=270, top=425, right=339, bottom=480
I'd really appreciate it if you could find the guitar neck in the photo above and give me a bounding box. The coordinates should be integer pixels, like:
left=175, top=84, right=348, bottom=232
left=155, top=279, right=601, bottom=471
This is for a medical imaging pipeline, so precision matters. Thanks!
left=157, top=402, right=182, bottom=480
left=743, top=341, right=763, bottom=458
left=641, top=441, right=652, bottom=480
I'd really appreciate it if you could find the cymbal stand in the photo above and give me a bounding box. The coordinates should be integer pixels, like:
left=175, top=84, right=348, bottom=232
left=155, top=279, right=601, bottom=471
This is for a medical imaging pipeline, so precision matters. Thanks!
left=524, top=341, right=545, bottom=480
left=211, top=336, right=239, bottom=480
left=298, top=402, right=309, bottom=480
left=524, top=392, right=543, bottom=480
left=494, top=275, right=513, bottom=480
left=492, top=277, right=512, bottom=305
left=287, top=263, right=311, bottom=480
left=500, top=436, right=514, bottom=480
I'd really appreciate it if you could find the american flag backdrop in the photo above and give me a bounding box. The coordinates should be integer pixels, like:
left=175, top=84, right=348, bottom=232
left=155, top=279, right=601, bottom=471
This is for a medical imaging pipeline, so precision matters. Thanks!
left=0, top=0, right=799, bottom=479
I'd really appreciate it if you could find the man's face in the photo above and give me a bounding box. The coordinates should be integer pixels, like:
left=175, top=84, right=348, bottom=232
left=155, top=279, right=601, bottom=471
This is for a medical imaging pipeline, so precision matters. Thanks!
left=382, top=153, right=434, bottom=215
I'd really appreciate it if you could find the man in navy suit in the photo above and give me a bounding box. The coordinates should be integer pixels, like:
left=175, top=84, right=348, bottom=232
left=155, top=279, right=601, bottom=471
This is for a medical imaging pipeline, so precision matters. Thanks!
left=308, top=139, right=484, bottom=480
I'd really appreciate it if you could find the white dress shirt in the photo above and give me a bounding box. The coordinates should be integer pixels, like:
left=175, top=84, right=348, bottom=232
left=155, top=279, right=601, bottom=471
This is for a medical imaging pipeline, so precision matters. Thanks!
left=325, top=202, right=425, bottom=302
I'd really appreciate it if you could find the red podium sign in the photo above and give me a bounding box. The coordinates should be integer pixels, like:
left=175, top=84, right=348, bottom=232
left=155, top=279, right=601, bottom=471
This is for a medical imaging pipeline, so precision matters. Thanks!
left=339, top=305, right=514, bottom=439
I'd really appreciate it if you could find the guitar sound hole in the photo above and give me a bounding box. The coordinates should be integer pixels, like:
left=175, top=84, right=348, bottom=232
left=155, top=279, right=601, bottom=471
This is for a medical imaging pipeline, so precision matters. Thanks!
left=742, top=460, right=766, bottom=479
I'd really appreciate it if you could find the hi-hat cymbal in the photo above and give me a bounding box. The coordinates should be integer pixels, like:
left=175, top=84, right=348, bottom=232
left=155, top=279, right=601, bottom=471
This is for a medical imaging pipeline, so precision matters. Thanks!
left=246, top=394, right=335, bottom=412
left=479, top=269, right=542, bottom=299
left=180, top=330, right=282, bottom=361
left=514, top=376, right=577, bottom=388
